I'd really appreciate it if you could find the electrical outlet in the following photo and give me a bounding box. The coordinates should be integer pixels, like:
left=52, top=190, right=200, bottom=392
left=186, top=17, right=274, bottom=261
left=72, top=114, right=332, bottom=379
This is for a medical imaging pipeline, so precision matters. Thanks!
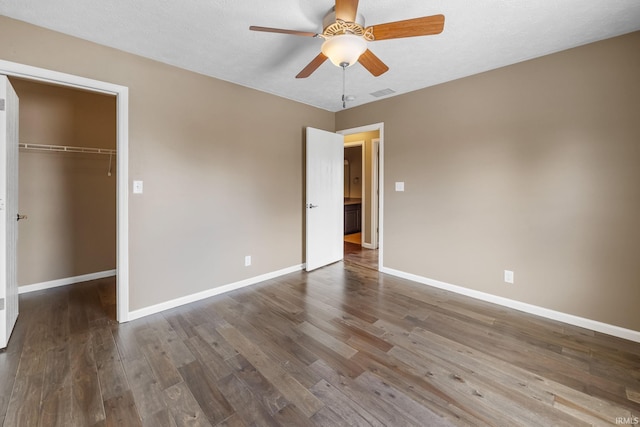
left=244, top=255, right=251, bottom=267
left=504, top=270, right=514, bottom=284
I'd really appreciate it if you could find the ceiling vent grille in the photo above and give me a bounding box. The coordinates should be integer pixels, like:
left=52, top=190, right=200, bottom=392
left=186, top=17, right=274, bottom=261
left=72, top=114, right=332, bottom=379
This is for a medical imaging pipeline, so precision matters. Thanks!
left=370, top=88, right=395, bottom=98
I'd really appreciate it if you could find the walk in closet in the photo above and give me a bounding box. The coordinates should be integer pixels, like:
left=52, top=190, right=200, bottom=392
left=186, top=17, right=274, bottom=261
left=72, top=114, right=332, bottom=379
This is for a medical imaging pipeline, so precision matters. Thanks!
left=11, top=78, right=116, bottom=289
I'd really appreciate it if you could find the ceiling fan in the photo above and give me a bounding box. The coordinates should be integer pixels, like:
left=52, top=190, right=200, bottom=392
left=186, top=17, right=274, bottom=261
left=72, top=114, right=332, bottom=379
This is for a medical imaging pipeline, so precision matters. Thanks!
left=250, top=0, right=445, bottom=78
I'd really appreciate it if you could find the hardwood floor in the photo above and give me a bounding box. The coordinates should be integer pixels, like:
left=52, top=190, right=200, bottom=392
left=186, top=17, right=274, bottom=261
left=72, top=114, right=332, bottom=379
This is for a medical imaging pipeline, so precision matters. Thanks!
left=1, top=263, right=639, bottom=426
left=343, top=241, right=378, bottom=271
left=344, top=233, right=361, bottom=245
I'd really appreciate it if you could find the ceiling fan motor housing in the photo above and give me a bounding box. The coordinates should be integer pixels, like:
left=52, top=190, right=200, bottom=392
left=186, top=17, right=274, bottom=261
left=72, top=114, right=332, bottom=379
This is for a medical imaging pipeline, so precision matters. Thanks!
left=322, top=9, right=365, bottom=33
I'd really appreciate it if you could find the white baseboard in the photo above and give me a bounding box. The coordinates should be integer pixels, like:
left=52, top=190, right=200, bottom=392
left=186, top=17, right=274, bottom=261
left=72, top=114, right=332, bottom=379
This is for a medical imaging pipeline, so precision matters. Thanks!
left=19, top=270, right=117, bottom=294
left=362, top=242, right=377, bottom=250
left=380, top=266, right=640, bottom=344
left=127, top=264, right=305, bottom=321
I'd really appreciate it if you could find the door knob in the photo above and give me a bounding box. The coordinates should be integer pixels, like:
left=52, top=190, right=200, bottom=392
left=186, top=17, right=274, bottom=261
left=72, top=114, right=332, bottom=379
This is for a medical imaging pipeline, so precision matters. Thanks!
left=17, top=214, right=27, bottom=221
left=307, top=204, right=318, bottom=209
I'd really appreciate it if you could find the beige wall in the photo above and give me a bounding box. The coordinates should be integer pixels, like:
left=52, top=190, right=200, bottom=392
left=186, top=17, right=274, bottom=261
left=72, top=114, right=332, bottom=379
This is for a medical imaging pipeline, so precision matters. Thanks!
left=337, top=31, right=640, bottom=331
left=12, top=79, right=117, bottom=285
left=344, top=131, right=379, bottom=246
left=0, top=16, right=334, bottom=310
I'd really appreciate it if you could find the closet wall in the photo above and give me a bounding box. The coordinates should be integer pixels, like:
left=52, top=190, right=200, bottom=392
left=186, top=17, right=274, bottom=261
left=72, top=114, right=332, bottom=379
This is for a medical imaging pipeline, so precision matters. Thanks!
left=12, top=78, right=117, bottom=286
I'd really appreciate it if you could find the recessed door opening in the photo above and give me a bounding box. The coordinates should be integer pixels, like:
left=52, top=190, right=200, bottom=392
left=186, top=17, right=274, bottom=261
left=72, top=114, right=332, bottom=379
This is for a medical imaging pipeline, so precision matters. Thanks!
left=11, top=77, right=118, bottom=321
left=344, top=142, right=364, bottom=246
left=0, top=59, right=130, bottom=336
left=340, top=125, right=383, bottom=271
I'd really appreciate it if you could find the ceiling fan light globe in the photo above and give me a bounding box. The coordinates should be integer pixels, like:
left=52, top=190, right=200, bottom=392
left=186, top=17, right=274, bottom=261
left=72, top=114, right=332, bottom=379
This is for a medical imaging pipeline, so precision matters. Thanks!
left=321, top=34, right=367, bottom=68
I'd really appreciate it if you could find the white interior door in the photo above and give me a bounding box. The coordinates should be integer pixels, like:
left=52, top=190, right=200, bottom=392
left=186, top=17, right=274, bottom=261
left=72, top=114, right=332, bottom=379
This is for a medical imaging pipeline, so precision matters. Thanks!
left=0, top=75, right=19, bottom=349
left=306, top=127, right=343, bottom=271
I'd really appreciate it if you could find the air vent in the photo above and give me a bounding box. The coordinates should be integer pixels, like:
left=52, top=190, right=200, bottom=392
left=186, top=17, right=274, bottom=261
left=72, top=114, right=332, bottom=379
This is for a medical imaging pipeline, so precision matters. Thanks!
left=370, top=88, right=395, bottom=98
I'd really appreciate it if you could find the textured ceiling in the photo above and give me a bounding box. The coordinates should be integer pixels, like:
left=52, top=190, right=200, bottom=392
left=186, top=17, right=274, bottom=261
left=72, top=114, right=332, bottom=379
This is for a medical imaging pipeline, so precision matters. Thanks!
left=2, top=0, right=640, bottom=112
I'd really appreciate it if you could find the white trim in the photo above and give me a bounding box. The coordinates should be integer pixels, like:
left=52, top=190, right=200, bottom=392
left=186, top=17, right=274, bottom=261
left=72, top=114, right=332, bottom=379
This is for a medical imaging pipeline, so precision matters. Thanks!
left=18, top=270, right=117, bottom=294
left=371, top=138, right=380, bottom=249
left=128, top=264, right=304, bottom=321
left=381, top=266, right=640, bottom=343
left=337, top=123, right=384, bottom=269
left=0, top=61, right=117, bottom=94
left=0, top=59, right=130, bottom=322
left=116, top=84, right=129, bottom=322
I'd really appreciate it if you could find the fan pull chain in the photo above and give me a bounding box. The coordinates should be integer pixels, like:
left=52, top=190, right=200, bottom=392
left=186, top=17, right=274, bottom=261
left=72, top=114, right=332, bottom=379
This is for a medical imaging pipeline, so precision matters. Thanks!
left=341, top=62, right=347, bottom=109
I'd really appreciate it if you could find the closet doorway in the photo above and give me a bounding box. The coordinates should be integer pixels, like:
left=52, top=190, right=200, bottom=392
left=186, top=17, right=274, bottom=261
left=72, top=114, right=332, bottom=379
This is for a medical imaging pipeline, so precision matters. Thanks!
left=0, top=59, right=129, bottom=324
left=11, top=78, right=118, bottom=319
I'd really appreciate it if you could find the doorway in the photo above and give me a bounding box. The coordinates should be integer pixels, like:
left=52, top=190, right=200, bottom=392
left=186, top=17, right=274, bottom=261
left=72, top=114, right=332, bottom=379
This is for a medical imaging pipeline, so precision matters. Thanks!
left=344, top=142, right=364, bottom=245
left=11, top=78, right=117, bottom=319
left=339, top=124, right=383, bottom=271
left=0, top=59, right=129, bottom=322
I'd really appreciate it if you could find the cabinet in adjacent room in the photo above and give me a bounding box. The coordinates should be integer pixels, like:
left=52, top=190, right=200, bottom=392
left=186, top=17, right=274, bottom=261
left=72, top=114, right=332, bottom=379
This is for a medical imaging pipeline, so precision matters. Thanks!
left=344, top=202, right=361, bottom=235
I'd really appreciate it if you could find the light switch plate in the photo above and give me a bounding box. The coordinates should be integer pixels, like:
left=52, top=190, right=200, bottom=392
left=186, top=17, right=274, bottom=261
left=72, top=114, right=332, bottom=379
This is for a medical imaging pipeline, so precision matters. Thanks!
left=395, top=182, right=405, bottom=192
left=133, top=180, right=143, bottom=194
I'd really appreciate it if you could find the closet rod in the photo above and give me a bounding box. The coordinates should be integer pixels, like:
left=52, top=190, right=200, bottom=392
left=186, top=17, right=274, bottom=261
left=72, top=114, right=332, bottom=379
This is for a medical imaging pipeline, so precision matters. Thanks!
left=19, top=143, right=116, bottom=155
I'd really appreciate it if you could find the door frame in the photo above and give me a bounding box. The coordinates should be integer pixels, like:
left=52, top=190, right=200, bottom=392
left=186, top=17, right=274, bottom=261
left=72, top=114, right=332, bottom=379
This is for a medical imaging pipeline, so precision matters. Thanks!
left=0, top=59, right=130, bottom=322
left=337, top=123, right=384, bottom=270
left=370, top=138, right=380, bottom=250
left=344, top=140, right=365, bottom=244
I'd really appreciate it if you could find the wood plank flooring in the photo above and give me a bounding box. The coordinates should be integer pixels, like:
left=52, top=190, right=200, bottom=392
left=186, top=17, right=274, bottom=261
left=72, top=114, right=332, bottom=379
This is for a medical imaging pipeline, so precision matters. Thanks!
left=344, top=233, right=361, bottom=245
left=343, top=242, right=378, bottom=271
left=1, top=263, right=639, bottom=426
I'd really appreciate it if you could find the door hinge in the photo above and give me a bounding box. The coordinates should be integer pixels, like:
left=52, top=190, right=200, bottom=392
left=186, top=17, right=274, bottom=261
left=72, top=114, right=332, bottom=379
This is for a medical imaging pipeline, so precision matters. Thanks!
left=0, top=99, right=5, bottom=111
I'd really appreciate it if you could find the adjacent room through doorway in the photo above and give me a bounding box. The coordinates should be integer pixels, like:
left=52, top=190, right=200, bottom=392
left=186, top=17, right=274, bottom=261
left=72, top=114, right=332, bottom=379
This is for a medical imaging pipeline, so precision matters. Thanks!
left=341, top=128, right=381, bottom=271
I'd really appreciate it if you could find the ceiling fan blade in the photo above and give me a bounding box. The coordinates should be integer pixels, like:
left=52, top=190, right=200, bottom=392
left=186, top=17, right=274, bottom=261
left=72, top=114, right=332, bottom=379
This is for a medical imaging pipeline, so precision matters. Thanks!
left=296, top=53, right=328, bottom=78
left=335, top=0, right=359, bottom=22
left=370, top=14, right=445, bottom=40
left=358, top=49, right=389, bottom=77
left=249, top=26, right=318, bottom=37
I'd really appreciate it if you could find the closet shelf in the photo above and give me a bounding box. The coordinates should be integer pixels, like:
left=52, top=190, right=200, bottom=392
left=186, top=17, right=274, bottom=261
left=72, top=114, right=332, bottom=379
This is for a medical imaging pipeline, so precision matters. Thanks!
left=19, top=142, right=116, bottom=155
